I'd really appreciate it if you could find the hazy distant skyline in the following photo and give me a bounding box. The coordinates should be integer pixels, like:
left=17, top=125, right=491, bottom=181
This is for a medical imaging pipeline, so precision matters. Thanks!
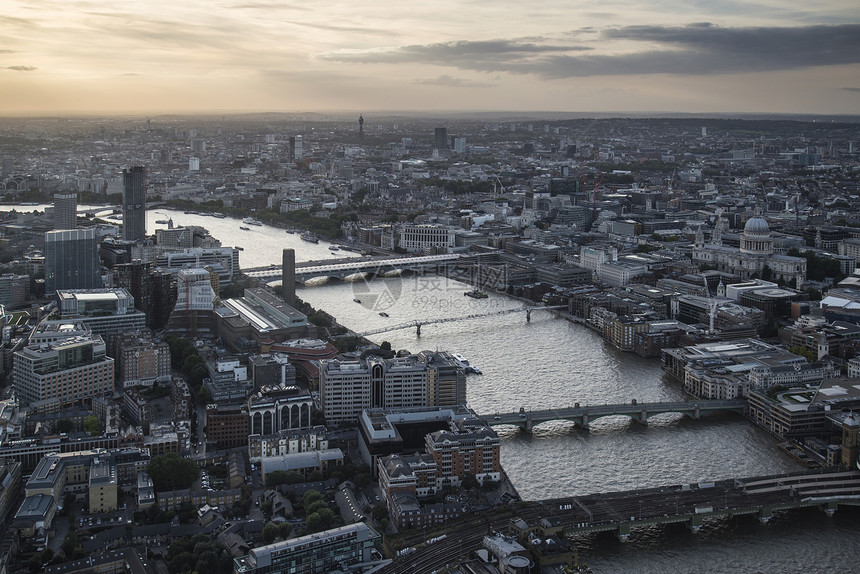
left=2, top=0, right=860, bottom=116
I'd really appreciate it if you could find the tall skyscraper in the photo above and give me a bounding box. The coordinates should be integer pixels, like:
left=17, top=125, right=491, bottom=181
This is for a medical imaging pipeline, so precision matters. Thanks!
left=53, top=192, right=77, bottom=230
left=434, top=127, right=448, bottom=151
left=359, top=115, right=364, bottom=146
left=44, top=229, right=102, bottom=294
left=122, top=166, right=146, bottom=241
left=294, top=135, right=304, bottom=160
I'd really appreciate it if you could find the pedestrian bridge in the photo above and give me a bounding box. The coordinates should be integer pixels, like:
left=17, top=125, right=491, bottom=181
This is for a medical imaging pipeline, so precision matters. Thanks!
left=244, top=253, right=460, bottom=283
left=481, top=399, right=748, bottom=431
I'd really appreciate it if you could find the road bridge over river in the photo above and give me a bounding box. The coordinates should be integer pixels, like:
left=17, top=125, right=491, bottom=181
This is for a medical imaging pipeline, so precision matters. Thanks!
left=482, top=399, right=748, bottom=431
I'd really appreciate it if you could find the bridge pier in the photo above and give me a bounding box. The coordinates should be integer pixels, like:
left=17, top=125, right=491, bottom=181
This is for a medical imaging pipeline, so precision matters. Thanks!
left=526, top=309, right=532, bottom=322
left=823, top=502, right=838, bottom=517
left=416, top=324, right=421, bottom=337
left=693, top=405, right=701, bottom=420
left=689, top=513, right=704, bottom=533
left=758, top=508, right=773, bottom=524
left=616, top=522, right=630, bottom=542
left=581, top=413, right=589, bottom=431
left=638, top=410, right=648, bottom=426
left=525, top=417, right=533, bottom=432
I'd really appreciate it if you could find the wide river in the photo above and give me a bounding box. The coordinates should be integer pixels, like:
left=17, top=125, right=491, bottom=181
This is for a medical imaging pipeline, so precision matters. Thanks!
left=8, top=205, right=859, bottom=572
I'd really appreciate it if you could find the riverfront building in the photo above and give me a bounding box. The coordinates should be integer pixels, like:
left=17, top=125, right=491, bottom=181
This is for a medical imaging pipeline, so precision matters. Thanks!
left=415, top=350, right=467, bottom=407
left=155, top=246, right=240, bottom=288
left=662, top=338, right=835, bottom=400
left=233, top=522, right=379, bottom=574
left=320, top=356, right=429, bottom=426
left=398, top=224, right=456, bottom=253
left=425, top=417, right=501, bottom=488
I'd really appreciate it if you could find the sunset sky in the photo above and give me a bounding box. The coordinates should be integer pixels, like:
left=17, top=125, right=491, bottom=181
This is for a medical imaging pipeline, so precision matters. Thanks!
left=2, top=0, right=859, bottom=115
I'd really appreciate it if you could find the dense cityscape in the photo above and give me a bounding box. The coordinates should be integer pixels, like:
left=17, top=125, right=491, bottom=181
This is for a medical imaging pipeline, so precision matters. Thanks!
left=0, top=113, right=859, bottom=573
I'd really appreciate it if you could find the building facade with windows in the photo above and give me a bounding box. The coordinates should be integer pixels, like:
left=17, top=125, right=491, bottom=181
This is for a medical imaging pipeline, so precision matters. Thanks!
left=45, top=229, right=102, bottom=294
left=233, top=523, right=379, bottom=574
left=398, top=224, right=456, bottom=253
left=116, top=333, right=171, bottom=389
left=121, top=166, right=146, bottom=241
left=13, top=335, right=114, bottom=408
left=319, top=357, right=429, bottom=426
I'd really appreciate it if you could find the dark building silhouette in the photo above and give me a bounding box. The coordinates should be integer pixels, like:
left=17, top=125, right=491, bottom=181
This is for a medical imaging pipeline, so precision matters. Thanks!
left=359, top=115, right=364, bottom=146
left=122, top=166, right=146, bottom=241
left=434, top=127, right=448, bottom=151
left=147, top=270, right=176, bottom=329
left=114, top=260, right=151, bottom=315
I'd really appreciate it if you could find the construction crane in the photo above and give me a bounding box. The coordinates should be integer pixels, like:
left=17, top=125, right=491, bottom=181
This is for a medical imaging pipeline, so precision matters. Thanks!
left=492, top=175, right=505, bottom=198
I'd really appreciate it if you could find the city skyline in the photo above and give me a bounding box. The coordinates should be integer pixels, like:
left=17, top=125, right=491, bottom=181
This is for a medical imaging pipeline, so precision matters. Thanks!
left=1, top=0, right=859, bottom=116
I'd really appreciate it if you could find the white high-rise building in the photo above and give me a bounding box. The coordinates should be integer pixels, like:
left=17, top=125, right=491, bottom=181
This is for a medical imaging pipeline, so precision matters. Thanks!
left=189, top=157, right=200, bottom=171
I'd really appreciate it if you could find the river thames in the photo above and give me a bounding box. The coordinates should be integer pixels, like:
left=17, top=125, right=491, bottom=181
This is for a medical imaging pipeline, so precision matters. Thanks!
left=7, top=205, right=859, bottom=572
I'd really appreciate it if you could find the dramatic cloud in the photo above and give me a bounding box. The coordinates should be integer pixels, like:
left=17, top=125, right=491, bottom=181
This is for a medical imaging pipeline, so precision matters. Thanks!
left=3, top=0, right=859, bottom=114
left=320, top=23, right=860, bottom=78
left=319, top=39, right=589, bottom=71
left=413, top=75, right=497, bottom=88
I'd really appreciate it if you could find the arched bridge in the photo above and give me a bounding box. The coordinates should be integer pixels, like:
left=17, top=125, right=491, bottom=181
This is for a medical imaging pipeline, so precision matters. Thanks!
left=244, top=254, right=460, bottom=283
left=482, top=399, right=747, bottom=431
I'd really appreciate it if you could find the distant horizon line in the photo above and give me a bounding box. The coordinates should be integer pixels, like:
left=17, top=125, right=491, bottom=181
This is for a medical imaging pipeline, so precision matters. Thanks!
left=2, top=110, right=860, bottom=122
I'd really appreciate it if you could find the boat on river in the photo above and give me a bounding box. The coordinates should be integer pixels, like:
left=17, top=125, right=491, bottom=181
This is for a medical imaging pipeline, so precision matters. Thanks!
left=301, top=232, right=319, bottom=243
